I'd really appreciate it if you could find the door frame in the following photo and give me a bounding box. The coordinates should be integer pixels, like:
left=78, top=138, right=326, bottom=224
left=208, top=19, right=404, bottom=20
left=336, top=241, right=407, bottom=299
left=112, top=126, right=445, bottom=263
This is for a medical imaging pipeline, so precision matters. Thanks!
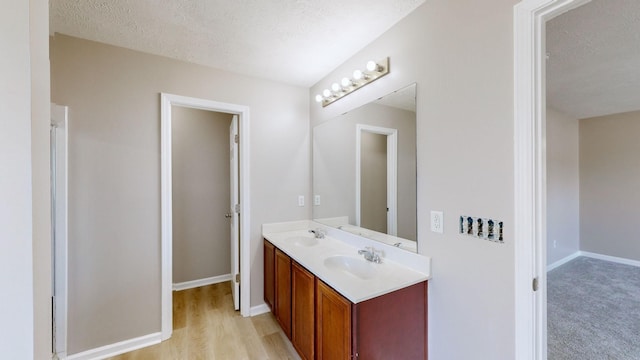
left=160, top=93, right=251, bottom=341
left=513, top=0, right=590, bottom=358
left=355, top=124, right=398, bottom=235
left=229, top=115, right=240, bottom=311
left=51, top=103, right=69, bottom=358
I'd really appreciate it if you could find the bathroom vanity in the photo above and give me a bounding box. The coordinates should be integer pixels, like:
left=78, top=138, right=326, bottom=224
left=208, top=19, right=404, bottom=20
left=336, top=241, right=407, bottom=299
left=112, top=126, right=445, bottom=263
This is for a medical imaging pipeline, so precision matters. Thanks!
left=263, top=221, right=430, bottom=360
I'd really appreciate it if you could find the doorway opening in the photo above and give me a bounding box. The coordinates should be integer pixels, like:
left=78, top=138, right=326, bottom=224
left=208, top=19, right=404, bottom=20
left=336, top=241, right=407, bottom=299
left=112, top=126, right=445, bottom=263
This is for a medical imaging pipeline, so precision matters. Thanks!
left=170, top=106, right=237, bottom=298
left=355, top=124, right=398, bottom=236
left=513, top=0, right=591, bottom=358
left=160, top=93, right=251, bottom=341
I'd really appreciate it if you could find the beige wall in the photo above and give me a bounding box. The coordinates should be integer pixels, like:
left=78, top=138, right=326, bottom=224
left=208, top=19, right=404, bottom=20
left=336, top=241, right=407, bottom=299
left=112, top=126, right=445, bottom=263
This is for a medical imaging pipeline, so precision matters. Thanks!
left=313, top=102, right=417, bottom=240
left=51, top=34, right=309, bottom=355
left=580, top=110, right=640, bottom=261
left=546, top=107, right=580, bottom=265
left=360, top=132, right=387, bottom=233
left=31, top=0, right=53, bottom=358
left=1, top=2, right=35, bottom=357
left=172, top=107, right=232, bottom=283
left=310, top=1, right=516, bottom=358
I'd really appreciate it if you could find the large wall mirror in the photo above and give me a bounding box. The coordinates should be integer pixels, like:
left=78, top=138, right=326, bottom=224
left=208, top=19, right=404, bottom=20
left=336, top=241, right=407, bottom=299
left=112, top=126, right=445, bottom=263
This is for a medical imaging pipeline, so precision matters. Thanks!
left=313, top=83, right=417, bottom=252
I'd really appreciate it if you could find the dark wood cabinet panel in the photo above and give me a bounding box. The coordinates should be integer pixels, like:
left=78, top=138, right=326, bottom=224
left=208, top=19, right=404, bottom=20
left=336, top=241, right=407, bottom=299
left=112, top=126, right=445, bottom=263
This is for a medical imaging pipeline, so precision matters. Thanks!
left=263, top=240, right=275, bottom=311
left=275, top=248, right=292, bottom=339
left=292, top=261, right=315, bottom=360
left=316, top=279, right=352, bottom=360
left=353, top=281, right=428, bottom=360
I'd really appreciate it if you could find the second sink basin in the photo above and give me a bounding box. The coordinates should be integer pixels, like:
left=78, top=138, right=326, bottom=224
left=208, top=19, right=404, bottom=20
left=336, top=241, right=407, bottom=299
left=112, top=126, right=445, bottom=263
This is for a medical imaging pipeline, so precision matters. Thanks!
left=323, top=255, right=378, bottom=280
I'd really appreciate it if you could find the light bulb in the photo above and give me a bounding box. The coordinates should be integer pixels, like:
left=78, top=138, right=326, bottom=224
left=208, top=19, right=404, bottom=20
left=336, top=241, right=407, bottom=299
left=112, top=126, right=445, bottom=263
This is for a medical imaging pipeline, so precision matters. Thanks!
left=323, top=89, right=331, bottom=97
left=353, top=70, right=363, bottom=80
left=315, top=94, right=323, bottom=103
left=366, top=60, right=378, bottom=72
left=341, top=77, right=351, bottom=87
left=331, top=83, right=341, bottom=92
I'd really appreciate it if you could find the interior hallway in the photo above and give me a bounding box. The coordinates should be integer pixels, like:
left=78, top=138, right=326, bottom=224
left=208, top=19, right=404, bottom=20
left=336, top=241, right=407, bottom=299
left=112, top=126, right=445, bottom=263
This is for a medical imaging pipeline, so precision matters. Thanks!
left=107, top=283, right=300, bottom=360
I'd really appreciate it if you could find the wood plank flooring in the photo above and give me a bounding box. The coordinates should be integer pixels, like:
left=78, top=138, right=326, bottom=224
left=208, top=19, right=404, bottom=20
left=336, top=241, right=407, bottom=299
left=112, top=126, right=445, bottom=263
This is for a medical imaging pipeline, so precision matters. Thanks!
left=106, top=282, right=300, bottom=360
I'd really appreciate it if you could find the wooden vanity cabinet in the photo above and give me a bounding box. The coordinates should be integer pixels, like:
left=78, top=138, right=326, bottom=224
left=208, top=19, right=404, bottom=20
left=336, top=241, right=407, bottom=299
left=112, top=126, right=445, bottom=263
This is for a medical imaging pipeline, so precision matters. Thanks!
left=263, top=240, right=275, bottom=310
left=292, top=261, right=316, bottom=360
left=275, top=248, right=292, bottom=338
left=263, top=238, right=428, bottom=359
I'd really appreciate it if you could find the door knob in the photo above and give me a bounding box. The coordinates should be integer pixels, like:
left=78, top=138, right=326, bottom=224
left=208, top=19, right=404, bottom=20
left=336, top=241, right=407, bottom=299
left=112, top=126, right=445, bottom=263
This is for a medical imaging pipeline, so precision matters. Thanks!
left=225, top=213, right=232, bottom=218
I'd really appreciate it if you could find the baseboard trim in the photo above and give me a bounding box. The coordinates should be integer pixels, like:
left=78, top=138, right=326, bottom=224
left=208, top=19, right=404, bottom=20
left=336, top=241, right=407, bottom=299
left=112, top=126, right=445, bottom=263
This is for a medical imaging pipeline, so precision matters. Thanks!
left=65, top=332, right=161, bottom=360
left=173, top=274, right=232, bottom=291
left=580, top=251, right=640, bottom=268
left=250, top=303, right=271, bottom=316
left=547, top=251, right=581, bottom=272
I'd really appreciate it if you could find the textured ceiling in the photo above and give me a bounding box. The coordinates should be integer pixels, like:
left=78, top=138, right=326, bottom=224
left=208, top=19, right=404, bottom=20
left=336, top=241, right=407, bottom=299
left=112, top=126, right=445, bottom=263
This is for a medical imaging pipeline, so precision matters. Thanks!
left=546, top=0, right=640, bottom=119
left=50, top=0, right=425, bottom=87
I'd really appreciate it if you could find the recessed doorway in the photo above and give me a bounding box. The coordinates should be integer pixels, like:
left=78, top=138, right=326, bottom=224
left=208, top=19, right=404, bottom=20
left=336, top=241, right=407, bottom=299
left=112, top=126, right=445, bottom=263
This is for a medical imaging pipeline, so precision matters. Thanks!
left=160, top=93, right=251, bottom=341
left=355, top=124, right=398, bottom=236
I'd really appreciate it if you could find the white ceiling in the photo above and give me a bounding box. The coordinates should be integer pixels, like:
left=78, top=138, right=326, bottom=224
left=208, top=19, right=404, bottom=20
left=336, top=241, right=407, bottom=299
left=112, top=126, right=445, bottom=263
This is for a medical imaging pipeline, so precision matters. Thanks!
left=546, top=0, right=640, bottom=119
left=50, top=0, right=425, bottom=87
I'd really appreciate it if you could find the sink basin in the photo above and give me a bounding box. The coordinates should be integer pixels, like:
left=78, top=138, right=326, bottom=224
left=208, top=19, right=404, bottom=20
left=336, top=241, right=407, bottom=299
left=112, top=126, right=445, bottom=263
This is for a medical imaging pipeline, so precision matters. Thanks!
left=285, top=236, right=319, bottom=247
left=323, top=255, right=377, bottom=280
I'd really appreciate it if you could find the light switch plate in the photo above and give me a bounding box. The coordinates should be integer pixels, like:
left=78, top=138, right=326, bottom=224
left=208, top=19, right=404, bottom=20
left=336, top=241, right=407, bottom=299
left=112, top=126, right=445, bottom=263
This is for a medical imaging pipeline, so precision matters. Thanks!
left=431, top=211, right=443, bottom=233
left=298, top=195, right=304, bottom=207
left=314, top=195, right=321, bottom=206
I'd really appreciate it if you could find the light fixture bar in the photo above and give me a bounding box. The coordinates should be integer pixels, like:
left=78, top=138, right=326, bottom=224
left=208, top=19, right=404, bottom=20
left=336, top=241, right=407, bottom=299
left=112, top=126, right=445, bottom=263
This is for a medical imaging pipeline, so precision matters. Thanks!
left=316, top=57, right=390, bottom=107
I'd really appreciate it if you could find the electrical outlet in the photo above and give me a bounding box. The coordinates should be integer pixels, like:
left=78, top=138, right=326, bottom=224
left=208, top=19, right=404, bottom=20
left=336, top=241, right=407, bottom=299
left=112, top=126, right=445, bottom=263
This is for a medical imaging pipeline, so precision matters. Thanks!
left=314, top=195, right=321, bottom=206
left=431, top=211, right=443, bottom=233
left=298, top=195, right=304, bottom=207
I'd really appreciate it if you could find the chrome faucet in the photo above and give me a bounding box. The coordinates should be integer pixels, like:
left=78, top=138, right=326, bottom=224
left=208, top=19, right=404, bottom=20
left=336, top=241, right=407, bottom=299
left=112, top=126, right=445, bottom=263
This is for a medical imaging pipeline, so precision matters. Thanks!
left=308, top=228, right=326, bottom=239
left=358, top=246, right=382, bottom=264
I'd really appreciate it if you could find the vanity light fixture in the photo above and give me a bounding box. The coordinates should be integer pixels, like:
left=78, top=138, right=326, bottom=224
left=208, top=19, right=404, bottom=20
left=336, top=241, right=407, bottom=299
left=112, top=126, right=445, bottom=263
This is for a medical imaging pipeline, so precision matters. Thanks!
left=314, top=57, right=390, bottom=107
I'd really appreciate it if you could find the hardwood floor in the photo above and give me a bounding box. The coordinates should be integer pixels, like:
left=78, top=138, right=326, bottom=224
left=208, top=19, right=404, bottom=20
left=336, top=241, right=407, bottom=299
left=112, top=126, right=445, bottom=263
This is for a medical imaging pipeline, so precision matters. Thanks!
left=107, top=282, right=300, bottom=360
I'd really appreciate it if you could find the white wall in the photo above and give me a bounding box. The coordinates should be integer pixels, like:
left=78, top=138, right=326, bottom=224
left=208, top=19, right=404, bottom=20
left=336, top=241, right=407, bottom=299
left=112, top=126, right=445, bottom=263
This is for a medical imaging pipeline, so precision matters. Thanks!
left=51, top=34, right=309, bottom=355
left=580, top=110, right=640, bottom=261
left=172, top=107, right=232, bottom=283
left=0, top=1, right=36, bottom=358
left=310, top=1, right=516, bottom=358
left=546, top=107, right=580, bottom=265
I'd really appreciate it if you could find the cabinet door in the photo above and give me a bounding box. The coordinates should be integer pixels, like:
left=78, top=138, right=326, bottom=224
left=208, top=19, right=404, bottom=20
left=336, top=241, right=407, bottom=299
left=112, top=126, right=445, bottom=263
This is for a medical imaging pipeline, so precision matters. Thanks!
left=316, top=280, right=352, bottom=360
left=292, top=262, right=315, bottom=360
left=263, top=240, right=275, bottom=310
left=275, top=248, right=292, bottom=338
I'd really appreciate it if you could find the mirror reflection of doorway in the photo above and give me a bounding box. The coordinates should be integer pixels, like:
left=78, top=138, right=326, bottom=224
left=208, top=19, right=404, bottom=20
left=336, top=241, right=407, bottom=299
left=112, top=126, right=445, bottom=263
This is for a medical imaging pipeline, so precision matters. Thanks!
left=360, top=132, right=387, bottom=233
left=356, top=124, right=397, bottom=236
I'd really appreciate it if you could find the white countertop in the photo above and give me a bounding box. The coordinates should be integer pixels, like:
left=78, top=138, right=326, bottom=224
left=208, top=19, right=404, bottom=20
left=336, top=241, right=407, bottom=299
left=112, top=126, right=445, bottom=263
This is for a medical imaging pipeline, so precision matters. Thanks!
left=262, top=221, right=431, bottom=304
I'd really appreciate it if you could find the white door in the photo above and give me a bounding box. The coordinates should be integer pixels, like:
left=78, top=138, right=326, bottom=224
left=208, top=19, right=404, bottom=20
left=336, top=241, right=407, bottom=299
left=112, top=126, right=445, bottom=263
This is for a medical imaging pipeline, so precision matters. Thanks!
left=51, top=103, right=68, bottom=358
left=229, top=115, right=240, bottom=310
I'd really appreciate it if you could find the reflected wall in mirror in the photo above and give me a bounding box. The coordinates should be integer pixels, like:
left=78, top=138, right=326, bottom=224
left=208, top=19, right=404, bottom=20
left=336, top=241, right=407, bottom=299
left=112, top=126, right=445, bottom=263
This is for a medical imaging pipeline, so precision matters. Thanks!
left=313, top=83, right=417, bottom=252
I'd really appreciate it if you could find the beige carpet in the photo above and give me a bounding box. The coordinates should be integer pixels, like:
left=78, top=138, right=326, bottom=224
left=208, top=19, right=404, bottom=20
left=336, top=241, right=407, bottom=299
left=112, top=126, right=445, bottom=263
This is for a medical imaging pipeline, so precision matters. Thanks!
left=547, top=256, right=640, bottom=359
